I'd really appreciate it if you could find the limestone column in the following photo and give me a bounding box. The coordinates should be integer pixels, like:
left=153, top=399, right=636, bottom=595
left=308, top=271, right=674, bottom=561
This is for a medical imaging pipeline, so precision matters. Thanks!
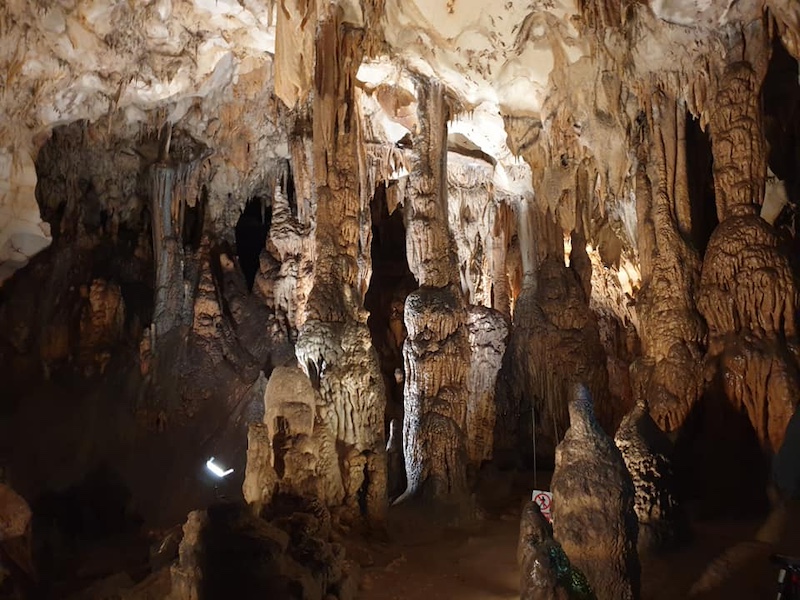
left=698, top=41, right=799, bottom=452
left=293, top=13, right=387, bottom=524
left=399, top=80, right=471, bottom=508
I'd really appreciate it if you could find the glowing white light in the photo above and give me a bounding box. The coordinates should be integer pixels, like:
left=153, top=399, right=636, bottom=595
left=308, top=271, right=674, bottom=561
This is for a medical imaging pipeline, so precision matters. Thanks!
left=206, top=457, right=234, bottom=478
left=563, top=233, right=572, bottom=268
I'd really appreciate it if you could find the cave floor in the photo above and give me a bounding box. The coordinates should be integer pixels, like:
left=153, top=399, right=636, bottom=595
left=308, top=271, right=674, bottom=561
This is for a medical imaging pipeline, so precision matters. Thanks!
left=354, top=490, right=800, bottom=600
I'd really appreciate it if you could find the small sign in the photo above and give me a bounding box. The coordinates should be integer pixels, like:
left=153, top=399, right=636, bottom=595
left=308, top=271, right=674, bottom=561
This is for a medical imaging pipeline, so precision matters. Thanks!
left=532, top=489, right=553, bottom=522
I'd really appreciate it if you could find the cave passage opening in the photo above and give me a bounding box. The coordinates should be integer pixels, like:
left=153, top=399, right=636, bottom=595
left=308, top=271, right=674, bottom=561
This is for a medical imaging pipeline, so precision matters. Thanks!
left=234, top=196, right=271, bottom=292
left=685, top=112, right=718, bottom=256
left=364, top=183, right=417, bottom=498
left=763, top=37, right=800, bottom=250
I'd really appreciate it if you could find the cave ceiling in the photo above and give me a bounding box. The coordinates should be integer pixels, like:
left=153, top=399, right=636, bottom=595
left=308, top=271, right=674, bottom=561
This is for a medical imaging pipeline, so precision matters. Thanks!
left=1, top=0, right=800, bottom=283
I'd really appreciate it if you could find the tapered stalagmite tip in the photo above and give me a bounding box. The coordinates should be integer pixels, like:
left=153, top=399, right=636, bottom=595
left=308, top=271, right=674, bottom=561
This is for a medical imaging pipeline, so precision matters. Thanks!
left=572, top=382, right=591, bottom=404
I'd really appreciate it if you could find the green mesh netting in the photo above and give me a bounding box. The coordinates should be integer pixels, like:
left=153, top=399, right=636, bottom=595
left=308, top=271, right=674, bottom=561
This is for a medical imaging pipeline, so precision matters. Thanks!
left=548, top=543, right=595, bottom=600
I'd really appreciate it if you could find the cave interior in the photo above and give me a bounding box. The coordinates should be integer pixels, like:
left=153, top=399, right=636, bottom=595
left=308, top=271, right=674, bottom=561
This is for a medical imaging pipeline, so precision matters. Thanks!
left=2, top=1, right=800, bottom=599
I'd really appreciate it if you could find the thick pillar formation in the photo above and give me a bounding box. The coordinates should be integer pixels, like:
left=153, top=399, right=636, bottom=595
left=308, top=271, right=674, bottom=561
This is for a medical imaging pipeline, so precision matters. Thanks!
left=698, top=53, right=800, bottom=453
left=400, top=80, right=471, bottom=508
left=465, top=306, right=508, bottom=469
left=552, top=385, right=640, bottom=600
left=708, top=61, right=767, bottom=220
left=630, top=87, right=705, bottom=432
left=293, top=13, right=387, bottom=524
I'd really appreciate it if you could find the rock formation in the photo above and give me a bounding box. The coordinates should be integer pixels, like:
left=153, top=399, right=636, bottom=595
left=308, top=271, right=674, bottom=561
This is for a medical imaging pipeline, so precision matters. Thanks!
left=399, top=80, right=471, bottom=511
left=629, top=87, right=706, bottom=434
left=2, top=0, right=800, bottom=596
left=465, top=306, right=508, bottom=470
left=169, top=500, right=359, bottom=600
left=614, top=401, right=686, bottom=553
left=552, top=385, right=640, bottom=600
left=518, top=499, right=593, bottom=600
left=697, top=27, right=800, bottom=454
left=0, top=483, right=33, bottom=595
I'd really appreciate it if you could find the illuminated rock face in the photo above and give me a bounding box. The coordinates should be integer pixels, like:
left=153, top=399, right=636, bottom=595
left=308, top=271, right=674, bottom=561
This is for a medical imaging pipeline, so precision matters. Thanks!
left=2, top=1, right=800, bottom=593
left=399, top=80, right=473, bottom=513
left=0, top=150, right=52, bottom=284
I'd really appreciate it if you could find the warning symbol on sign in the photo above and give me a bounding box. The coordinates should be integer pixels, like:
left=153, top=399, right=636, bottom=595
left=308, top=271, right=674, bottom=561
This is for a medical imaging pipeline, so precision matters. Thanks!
left=532, top=490, right=553, bottom=523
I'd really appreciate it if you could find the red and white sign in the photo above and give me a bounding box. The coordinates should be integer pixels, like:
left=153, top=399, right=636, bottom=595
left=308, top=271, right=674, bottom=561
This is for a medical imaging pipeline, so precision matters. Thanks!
left=532, top=490, right=553, bottom=523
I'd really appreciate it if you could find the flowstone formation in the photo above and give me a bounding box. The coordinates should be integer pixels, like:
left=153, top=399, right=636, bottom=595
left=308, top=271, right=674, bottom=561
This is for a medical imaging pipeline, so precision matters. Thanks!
left=552, top=385, right=640, bottom=600
left=697, top=31, right=800, bottom=454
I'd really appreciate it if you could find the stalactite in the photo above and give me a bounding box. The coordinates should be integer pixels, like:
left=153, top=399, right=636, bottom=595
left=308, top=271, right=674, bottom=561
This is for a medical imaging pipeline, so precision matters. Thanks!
left=629, top=85, right=706, bottom=433
left=259, top=115, right=317, bottom=334
left=446, top=155, right=516, bottom=314
left=400, top=79, right=471, bottom=511
left=145, top=124, right=210, bottom=410
left=698, top=30, right=800, bottom=452
left=149, top=160, right=182, bottom=341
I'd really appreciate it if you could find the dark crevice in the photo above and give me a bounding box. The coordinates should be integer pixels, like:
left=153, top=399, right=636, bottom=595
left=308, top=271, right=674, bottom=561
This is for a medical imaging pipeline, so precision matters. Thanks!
left=685, top=113, right=718, bottom=256
left=763, top=36, right=800, bottom=259
left=364, top=184, right=417, bottom=499
left=183, top=185, right=207, bottom=251
left=235, top=197, right=271, bottom=292
left=285, top=160, right=298, bottom=219
left=273, top=417, right=289, bottom=479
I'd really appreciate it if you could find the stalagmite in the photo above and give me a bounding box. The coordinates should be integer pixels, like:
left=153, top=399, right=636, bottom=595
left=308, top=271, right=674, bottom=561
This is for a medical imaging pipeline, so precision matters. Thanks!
left=399, top=79, right=471, bottom=511
left=243, top=423, right=278, bottom=515
left=465, top=306, right=508, bottom=469
left=615, top=400, right=686, bottom=553
left=518, top=500, right=591, bottom=600
left=552, top=384, right=640, bottom=600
